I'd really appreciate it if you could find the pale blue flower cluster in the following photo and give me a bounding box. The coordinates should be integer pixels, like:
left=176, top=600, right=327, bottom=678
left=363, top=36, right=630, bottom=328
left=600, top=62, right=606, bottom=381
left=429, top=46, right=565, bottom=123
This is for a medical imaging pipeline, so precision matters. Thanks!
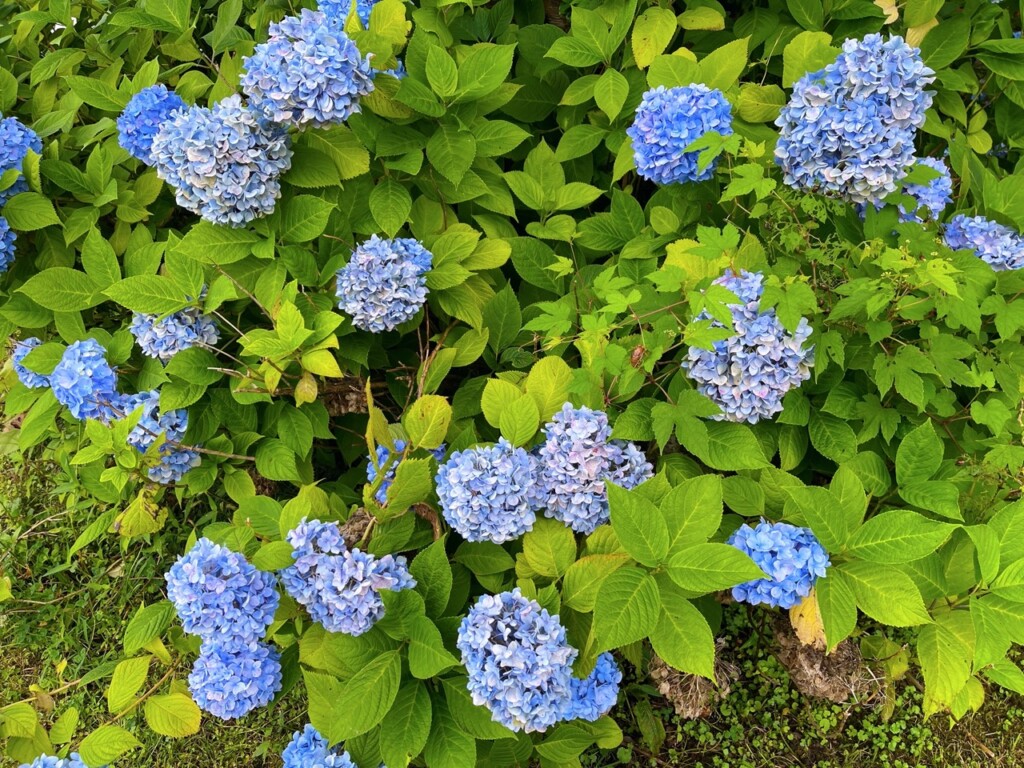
left=776, top=35, right=934, bottom=205
left=117, top=85, right=186, bottom=163
left=281, top=518, right=416, bottom=636
left=366, top=439, right=447, bottom=504
left=859, top=156, right=953, bottom=223
left=242, top=9, right=374, bottom=129
left=336, top=236, right=433, bottom=332
left=457, top=590, right=621, bottom=733
left=165, top=538, right=280, bottom=646
left=683, top=271, right=814, bottom=424
left=123, top=390, right=200, bottom=484
left=944, top=214, right=1024, bottom=271
left=151, top=94, right=293, bottom=227
left=188, top=640, right=282, bottom=720
left=0, top=216, right=16, bottom=273
left=728, top=520, right=830, bottom=609
left=436, top=438, right=541, bottom=544
left=0, top=115, right=42, bottom=203
left=282, top=725, right=357, bottom=768
left=627, top=84, right=733, bottom=184
left=537, top=403, right=653, bottom=534
left=130, top=306, right=219, bottom=361
left=12, top=337, right=49, bottom=389
left=319, top=0, right=376, bottom=25
left=18, top=754, right=90, bottom=768
left=50, top=339, right=121, bottom=423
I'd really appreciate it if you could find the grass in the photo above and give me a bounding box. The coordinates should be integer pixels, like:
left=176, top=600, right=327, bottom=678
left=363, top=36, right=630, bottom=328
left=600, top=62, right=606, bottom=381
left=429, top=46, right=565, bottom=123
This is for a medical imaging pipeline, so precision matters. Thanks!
left=3, top=453, right=1024, bottom=767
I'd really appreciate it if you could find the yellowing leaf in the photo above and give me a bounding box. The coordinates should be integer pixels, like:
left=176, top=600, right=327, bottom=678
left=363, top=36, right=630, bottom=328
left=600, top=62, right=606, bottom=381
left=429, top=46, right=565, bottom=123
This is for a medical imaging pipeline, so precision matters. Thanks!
left=790, top=588, right=827, bottom=650
left=873, top=0, right=899, bottom=24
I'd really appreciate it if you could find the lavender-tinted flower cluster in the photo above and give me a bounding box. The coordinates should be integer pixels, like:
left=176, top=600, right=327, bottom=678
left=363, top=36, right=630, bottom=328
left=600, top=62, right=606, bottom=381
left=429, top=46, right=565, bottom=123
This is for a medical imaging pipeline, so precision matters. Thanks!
left=457, top=590, right=621, bottom=733
left=627, top=84, right=733, bottom=185
left=123, top=389, right=201, bottom=484
left=242, top=9, right=374, bottom=129
left=188, top=641, right=282, bottom=720
left=280, top=518, right=416, bottom=636
left=282, top=725, right=357, bottom=768
left=536, top=403, right=653, bottom=534
left=50, top=338, right=122, bottom=423
left=0, top=216, right=16, bottom=274
left=336, top=235, right=433, bottom=333
left=682, top=270, right=814, bottom=424
left=130, top=306, right=219, bottom=362
left=117, top=85, right=186, bottom=164
left=11, top=337, right=49, bottom=389
left=728, top=520, right=830, bottom=609
left=0, top=115, right=42, bottom=203
left=775, top=34, right=934, bottom=205
left=151, top=94, right=292, bottom=227
left=944, top=214, right=1024, bottom=272
left=366, top=438, right=446, bottom=505
left=436, top=438, right=541, bottom=544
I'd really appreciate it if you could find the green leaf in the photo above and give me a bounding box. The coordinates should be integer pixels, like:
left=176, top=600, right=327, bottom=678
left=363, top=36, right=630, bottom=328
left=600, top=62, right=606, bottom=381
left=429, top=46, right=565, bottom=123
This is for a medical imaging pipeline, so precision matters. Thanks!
left=561, top=553, right=630, bottom=612
left=591, top=567, right=661, bottom=653
left=404, top=395, right=452, bottom=450
left=647, top=54, right=700, bottom=89
left=427, top=125, right=476, bottom=186
left=143, top=693, right=201, bottom=738
left=594, top=68, right=628, bottom=120
left=123, top=602, right=175, bottom=655
left=455, top=43, right=516, bottom=103
left=991, top=560, right=1024, bottom=602
left=255, top=439, right=301, bottom=483
left=808, top=411, right=858, bottom=463
left=498, top=393, right=540, bottom=447
left=19, top=268, right=102, bottom=312
left=442, top=677, right=517, bottom=740
left=524, top=356, right=573, bottom=421
left=107, top=657, right=150, bottom=713
left=426, top=45, right=459, bottom=98
left=408, top=616, right=460, bottom=679
left=786, top=0, right=823, bottom=29
left=631, top=8, right=677, bottom=68
left=847, top=510, right=957, bottom=564
left=679, top=7, right=725, bottom=30
left=782, top=31, right=839, bottom=88
left=78, top=725, right=142, bottom=766
left=523, top=517, right=577, bottom=578
left=65, top=76, right=129, bottom=110
left=816, top=571, right=857, bottom=652
left=736, top=83, right=786, bottom=122
left=840, top=561, right=931, bottom=626
left=81, top=229, right=122, bottom=287
left=380, top=682, right=433, bottom=767
left=308, top=651, right=402, bottom=743
left=481, top=284, right=521, bottom=352
left=172, top=220, right=259, bottom=265
left=667, top=543, right=765, bottom=594
left=104, top=276, right=189, bottom=314
left=661, top=474, right=723, bottom=553
left=896, top=421, right=943, bottom=485
left=369, top=178, right=412, bottom=238
left=302, top=126, right=370, bottom=180
left=281, top=194, right=335, bottom=243
left=699, top=37, right=748, bottom=91
left=650, top=581, right=715, bottom=679
left=607, top=483, right=669, bottom=567
left=899, top=480, right=962, bottom=521
left=917, top=611, right=975, bottom=708
left=424, top=695, right=477, bottom=768
left=411, top=537, right=453, bottom=617
left=481, top=378, right=523, bottom=428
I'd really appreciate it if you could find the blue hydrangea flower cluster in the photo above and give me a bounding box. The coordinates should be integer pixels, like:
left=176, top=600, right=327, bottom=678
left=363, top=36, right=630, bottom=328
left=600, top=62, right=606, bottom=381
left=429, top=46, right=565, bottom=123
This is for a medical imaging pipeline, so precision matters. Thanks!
left=18, top=754, right=90, bottom=768
left=683, top=270, right=814, bottom=425
left=536, top=403, right=653, bottom=534
left=188, top=640, right=282, bottom=720
left=899, top=156, right=953, bottom=222
left=151, top=94, right=293, bottom=227
left=117, top=85, right=186, bottom=164
left=728, top=520, right=830, bottom=609
left=280, top=518, right=416, bottom=636
left=366, top=439, right=447, bottom=505
left=165, top=537, right=280, bottom=646
left=319, top=0, right=376, bottom=26
left=335, top=235, right=433, bottom=332
left=0, top=116, right=42, bottom=203
left=282, top=725, right=357, bottom=768
left=129, top=306, right=219, bottom=361
left=775, top=34, right=934, bottom=205
left=458, top=590, right=621, bottom=733
left=50, top=339, right=122, bottom=423
left=242, top=9, right=374, bottom=129
left=436, top=438, right=541, bottom=544
left=12, top=337, right=49, bottom=389
left=123, top=389, right=201, bottom=484
left=944, top=214, right=1024, bottom=272
left=627, top=84, right=733, bottom=185
left=0, top=216, right=16, bottom=274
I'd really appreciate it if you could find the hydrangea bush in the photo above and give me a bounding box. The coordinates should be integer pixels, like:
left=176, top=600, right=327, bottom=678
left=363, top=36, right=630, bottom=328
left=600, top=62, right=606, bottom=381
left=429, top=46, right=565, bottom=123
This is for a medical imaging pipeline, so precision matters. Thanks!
left=2, top=0, right=1024, bottom=766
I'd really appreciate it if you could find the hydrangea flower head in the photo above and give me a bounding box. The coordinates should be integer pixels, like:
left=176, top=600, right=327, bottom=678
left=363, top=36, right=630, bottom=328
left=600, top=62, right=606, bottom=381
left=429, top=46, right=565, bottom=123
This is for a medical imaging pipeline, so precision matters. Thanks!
left=117, top=85, right=186, bottom=164
left=627, top=84, right=733, bottom=184
left=188, top=641, right=282, bottom=720
left=281, top=518, right=416, bottom=635
left=242, top=9, right=374, bottom=129
left=0, top=216, right=16, bottom=274
left=0, top=116, right=42, bottom=203
left=683, top=270, right=814, bottom=424
left=130, top=306, right=219, bottom=361
left=775, top=34, right=935, bottom=205
left=457, top=589, right=577, bottom=733
left=728, top=520, right=830, bottom=609
left=436, top=438, right=541, bottom=544
left=319, top=0, right=376, bottom=26
left=282, top=725, right=357, bottom=768
left=366, top=438, right=447, bottom=505
left=944, top=214, right=1024, bottom=272
left=123, top=389, right=200, bottom=484
left=336, top=235, right=433, bottom=332
left=537, top=403, right=653, bottom=534
left=165, top=537, right=279, bottom=645
left=151, top=94, right=292, bottom=227
left=563, top=652, right=622, bottom=722
left=12, top=337, right=49, bottom=389
left=18, top=755, right=89, bottom=768
left=899, top=156, right=953, bottom=222
left=50, top=339, right=122, bottom=423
